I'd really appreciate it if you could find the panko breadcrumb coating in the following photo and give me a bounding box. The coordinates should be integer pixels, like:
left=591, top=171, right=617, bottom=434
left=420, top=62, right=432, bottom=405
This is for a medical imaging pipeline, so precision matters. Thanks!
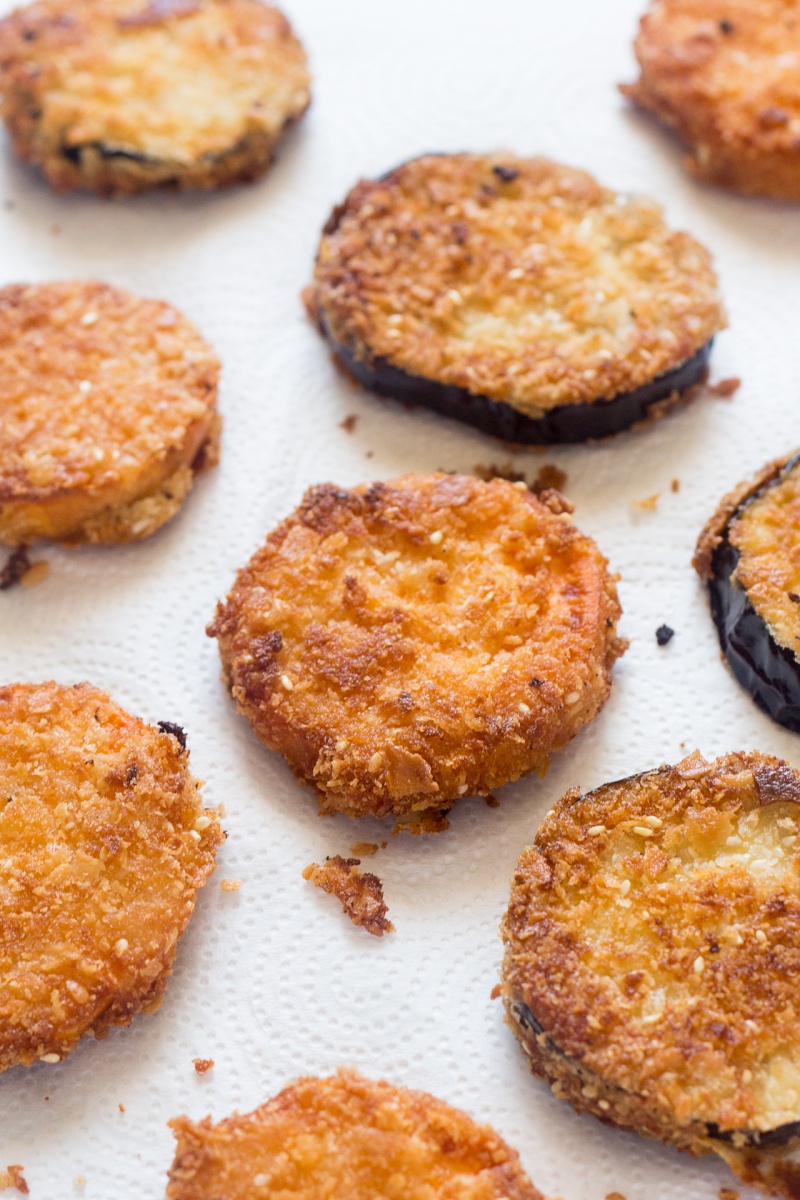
left=208, top=473, right=626, bottom=819
left=502, top=751, right=800, bottom=1197
left=623, top=0, right=800, bottom=200
left=306, top=154, right=725, bottom=443
left=695, top=451, right=800, bottom=732
left=167, top=1069, right=544, bottom=1200
left=0, top=281, right=220, bottom=547
left=0, top=681, right=222, bottom=1073
left=0, top=0, right=310, bottom=196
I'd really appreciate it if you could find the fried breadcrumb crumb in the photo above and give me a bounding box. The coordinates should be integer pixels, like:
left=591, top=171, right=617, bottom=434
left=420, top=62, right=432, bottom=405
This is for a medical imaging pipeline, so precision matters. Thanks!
left=0, top=1166, right=27, bottom=1194
left=193, top=1058, right=214, bottom=1075
left=302, top=856, right=394, bottom=937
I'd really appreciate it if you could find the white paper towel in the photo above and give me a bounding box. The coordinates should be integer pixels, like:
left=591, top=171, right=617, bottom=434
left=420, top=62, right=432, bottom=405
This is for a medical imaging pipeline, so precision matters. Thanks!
left=1, top=0, right=798, bottom=1195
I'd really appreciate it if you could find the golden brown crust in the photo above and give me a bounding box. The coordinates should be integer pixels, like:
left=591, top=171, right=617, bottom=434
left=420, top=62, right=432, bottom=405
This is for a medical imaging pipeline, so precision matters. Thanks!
left=0, top=0, right=309, bottom=196
left=208, top=473, right=626, bottom=819
left=0, top=281, right=220, bottom=546
left=502, top=751, right=800, bottom=1194
left=302, top=855, right=394, bottom=937
left=308, top=153, right=725, bottom=415
left=623, top=0, right=800, bottom=200
left=166, top=1069, right=544, bottom=1200
left=726, top=454, right=800, bottom=659
left=0, top=681, right=222, bottom=1072
left=692, top=455, right=790, bottom=581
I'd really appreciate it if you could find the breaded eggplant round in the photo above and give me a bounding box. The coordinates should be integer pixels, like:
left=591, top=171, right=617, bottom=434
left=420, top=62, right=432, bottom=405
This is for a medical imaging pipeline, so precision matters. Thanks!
left=0, top=280, right=220, bottom=547
left=167, top=1068, right=543, bottom=1200
left=0, top=681, right=222, bottom=1073
left=0, top=0, right=310, bottom=196
left=305, top=154, right=725, bottom=444
left=694, top=450, right=800, bottom=732
left=622, top=1, right=800, bottom=200
left=208, top=473, right=626, bottom=820
left=501, top=751, right=800, bottom=1197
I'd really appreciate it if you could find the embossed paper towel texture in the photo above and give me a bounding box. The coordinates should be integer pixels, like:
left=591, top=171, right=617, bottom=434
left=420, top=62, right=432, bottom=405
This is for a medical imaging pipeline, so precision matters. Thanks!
left=0, top=0, right=794, bottom=1196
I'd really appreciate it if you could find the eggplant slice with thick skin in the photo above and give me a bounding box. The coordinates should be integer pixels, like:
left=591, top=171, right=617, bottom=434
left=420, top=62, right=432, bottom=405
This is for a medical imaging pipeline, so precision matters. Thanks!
left=307, top=154, right=725, bottom=444
left=326, top=321, right=713, bottom=445
left=501, top=751, right=800, bottom=1198
left=694, top=451, right=800, bottom=732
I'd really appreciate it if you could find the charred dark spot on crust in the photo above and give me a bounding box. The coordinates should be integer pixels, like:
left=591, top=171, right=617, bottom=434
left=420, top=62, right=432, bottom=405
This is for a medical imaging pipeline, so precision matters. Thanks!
left=719, top=18, right=734, bottom=33
left=0, top=545, right=31, bottom=591
left=158, top=721, right=188, bottom=750
left=529, top=678, right=544, bottom=687
left=22, top=28, right=36, bottom=40
left=256, top=630, right=283, bottom=654
left=788, top=592, right=800, bottom=604
left=753, top=761, right=800, bottom=806
left=656, top=624, right=674, bottom=646
left=125, top=763, right=138, bottom=786
left=492, top=164, right=520, bottom=182
left=325, top=326, right=714, bottom=445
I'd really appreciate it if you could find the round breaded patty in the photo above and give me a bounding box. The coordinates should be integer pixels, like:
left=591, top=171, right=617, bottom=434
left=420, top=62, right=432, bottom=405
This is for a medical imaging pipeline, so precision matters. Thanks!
left=0, top=681, right=222, bottom=1073
left=208, top=473, right=626, bottom=820
left=623, top=1, right=800, bottom=200
left=167, top=1069, right=543, bottom=1200
left=306, top=154, right=724, bottom=443
left=502, top=751, right=800, bottom=1197
left=0, top=0, right=310, bottom=196
left=0, top=280, right=220, bottom=547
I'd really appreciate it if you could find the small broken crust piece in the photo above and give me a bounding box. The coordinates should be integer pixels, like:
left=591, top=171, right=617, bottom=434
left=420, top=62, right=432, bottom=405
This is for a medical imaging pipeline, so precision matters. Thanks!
left=306, top=153, right=725, bottom=444
left=208, top=473, right=626, bottom=819
left=694, top=451, right=800, bottom=732
left=302, top=855, right=394, bottom=936
left=0, top=681, right=223, bottom=1073
left=0, top=0, right=310, bottom=197
left=167, top=1068, right=544, bottom=1199
left=0, top=281, right=220, bottom=547
left=501, top=751, right=800, bottom=1198
left=622, top=1, right=800, bottom=200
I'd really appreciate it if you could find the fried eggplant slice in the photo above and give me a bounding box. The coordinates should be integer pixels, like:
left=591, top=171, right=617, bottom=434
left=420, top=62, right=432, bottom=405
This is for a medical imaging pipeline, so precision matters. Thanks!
left=622, top=0, right=800, bottom=200
left=0, top=0, right=310, bottom=196
left=208, top=473, right=626, bottom=819
left=694, top=450, right=800, bottom=732
left=0, top=681, right=222, bottom=1072
left=306, top=154, right=725, bottom=444
left=0, top=280, right=220, bottom=547
left=501, top=751, right=800, bottom=1197
left=167, top=1068, right=544, bottom=1199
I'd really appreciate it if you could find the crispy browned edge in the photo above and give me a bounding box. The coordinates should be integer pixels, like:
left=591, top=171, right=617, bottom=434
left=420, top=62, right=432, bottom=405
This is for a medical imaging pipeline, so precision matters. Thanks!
left=693, top=453, right=796, bottom=581
left=166, top=1068, right=545, bottom=1199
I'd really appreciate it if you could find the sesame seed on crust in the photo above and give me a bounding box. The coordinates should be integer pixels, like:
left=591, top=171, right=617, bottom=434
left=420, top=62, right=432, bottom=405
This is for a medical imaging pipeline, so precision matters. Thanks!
left=166, top=1069, right=544, bottom=1199
left=622, top=0, right=800, bottom=200
left=207, top=473, right=626, bottom=820
left=307, top=154, right=724, bottom=426
left=0, top=0, right=310, bottom=197
left=501, top=751, right=800, bottom=1196
left=0, top=681, right=223, bottom=1074
left=0, top=280, right=220, bottom=547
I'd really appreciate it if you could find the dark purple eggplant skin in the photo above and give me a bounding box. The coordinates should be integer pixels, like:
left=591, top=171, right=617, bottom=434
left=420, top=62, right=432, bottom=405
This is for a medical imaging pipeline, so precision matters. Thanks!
left=509, top=999, right=800, bottom=1148
left=708, top=458, right=800, bottom=734
left=323, top=323, right=713, bottom=444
